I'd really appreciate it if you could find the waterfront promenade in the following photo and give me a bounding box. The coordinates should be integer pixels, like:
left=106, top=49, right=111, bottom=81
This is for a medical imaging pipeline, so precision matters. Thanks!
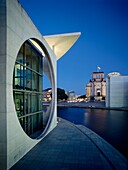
left=11, top=118, right=127, bottom=170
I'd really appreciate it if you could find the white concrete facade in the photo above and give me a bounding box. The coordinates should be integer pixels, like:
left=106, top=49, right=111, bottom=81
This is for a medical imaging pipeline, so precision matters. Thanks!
left=0, top=0, right=58, bottom=169
left=106, top=75, right=128, bottom=108
left=0, top=0, right=80, bottom=169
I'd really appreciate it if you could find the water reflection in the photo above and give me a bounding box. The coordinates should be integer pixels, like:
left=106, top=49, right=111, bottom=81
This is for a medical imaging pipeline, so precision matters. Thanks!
left=57, top=107, right=128, bottom=158
left=84, top=109, right=108, bottom=134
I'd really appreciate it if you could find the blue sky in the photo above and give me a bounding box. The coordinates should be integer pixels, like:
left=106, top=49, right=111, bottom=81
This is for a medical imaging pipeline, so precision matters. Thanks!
left=19, top=0, right=128, bottom=95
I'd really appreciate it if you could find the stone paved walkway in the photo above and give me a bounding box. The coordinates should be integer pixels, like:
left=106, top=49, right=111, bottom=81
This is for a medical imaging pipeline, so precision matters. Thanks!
left=11, top=118, right=127, bottom=170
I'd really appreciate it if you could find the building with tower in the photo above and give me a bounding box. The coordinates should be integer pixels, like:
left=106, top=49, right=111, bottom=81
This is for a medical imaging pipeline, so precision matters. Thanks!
left=86, top=72, right=106, bottom=101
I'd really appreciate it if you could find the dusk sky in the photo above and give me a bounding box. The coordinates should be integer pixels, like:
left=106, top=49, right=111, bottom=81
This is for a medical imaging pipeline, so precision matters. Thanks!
left=19, top=0, right=128, bottom=95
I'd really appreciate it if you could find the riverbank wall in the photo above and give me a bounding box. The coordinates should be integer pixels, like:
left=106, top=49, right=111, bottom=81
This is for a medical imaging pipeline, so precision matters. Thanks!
left=57, top=101, right=128, bottom=111
left=43, top=101, right=128, bottom=111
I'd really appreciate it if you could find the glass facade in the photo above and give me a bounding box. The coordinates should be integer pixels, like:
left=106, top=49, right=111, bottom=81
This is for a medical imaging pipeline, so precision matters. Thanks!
left=13, top=40, right=43, bottom=138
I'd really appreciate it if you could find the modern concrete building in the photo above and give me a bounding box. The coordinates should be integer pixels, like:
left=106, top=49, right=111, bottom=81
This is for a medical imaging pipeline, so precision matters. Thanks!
left=0, top=0, right=80, bottom=169
left=86, top=72, right=106, bottom=101
left=106, top=72, right=128, bottom=108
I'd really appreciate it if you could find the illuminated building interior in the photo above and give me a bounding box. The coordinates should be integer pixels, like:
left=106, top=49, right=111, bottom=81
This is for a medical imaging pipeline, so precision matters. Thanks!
left=13, top=40, right=44, bottom=138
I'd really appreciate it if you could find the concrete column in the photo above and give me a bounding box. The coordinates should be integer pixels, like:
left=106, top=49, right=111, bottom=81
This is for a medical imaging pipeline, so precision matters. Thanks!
left=0, top=0, right=7, bottom=169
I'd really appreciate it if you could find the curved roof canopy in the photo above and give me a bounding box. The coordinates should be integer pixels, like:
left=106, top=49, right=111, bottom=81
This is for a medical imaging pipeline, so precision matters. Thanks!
left=107, top=72, right=121, bottom=77
left=44, top=32, right=81, bottom=60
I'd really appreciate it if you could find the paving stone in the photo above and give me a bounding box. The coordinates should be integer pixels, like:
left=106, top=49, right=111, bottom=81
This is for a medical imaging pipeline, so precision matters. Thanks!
left=10, top=118, right=127, bottom=170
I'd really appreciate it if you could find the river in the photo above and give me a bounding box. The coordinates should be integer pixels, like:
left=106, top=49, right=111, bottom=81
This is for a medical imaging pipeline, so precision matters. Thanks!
left=57, top=107, right=128, bottom=159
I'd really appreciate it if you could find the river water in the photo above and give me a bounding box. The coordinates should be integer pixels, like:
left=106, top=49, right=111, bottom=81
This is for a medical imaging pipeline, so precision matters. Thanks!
left=57, top=107, right=128, bottom=159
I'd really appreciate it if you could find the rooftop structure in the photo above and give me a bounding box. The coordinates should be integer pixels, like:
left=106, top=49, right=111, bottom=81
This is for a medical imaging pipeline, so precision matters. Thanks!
left=107, top=72, right=121, bottom=77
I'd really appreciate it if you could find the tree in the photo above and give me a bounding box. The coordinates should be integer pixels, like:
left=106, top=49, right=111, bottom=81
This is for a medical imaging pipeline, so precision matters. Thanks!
left=57, top=88, right=68, bottom=101
left=77, top=94, right=86, bottom=99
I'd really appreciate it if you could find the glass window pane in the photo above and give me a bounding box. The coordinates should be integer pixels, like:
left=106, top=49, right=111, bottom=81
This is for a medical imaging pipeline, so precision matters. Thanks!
left=26, top=116, right=32, bottom=136
left=39, top=56, right=42, bottom=74
left=20, top=65, right=24, bottom=89
left=25, top=43, right=32, bottom=68
left=38, top=112, right=43, bottom=129
left=14, top=63, right=24, bottom=89
left=32, top=113, right=43, bottom=133
left=33, top=114, right=38, bottom=133
left=32, top=94, right=38, bottom=112
left=24, top=93, right=31, bottom=114
left=25, top=69, right=32, bottom=90
left=14, top=92, right=24, bottom=117
left=32, top=72, right=38, bottom=91
left=32, top=51, right=38, bottom=72
left=16, top=45, right=24, bottom=64
left=38, top=94, right=42, bottom=111
left=39, top=76, right=42, bottom=92
left=14, top=63, right=21, bottom=89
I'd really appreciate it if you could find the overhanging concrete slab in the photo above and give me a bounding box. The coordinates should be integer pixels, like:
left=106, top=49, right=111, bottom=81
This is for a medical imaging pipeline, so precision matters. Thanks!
left=44, top=32, right=81, bottom=60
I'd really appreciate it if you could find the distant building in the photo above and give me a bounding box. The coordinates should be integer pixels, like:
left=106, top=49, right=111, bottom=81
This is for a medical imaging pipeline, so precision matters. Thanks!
left=86, top=83, right=91, bottom=99
left=106, top=72, right=128, bottom=108
left=86, top=72, right=106, bottom=101
left=66, top=91, right=77, bottom=101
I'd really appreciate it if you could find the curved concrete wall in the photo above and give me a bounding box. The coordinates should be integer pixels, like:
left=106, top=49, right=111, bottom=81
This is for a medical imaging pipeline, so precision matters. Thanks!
left=0, top=0, right=57, bottom=169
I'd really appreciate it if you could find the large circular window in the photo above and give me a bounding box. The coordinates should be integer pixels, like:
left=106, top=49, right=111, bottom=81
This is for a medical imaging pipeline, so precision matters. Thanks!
left=13, top=39, right=49, bottom=139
